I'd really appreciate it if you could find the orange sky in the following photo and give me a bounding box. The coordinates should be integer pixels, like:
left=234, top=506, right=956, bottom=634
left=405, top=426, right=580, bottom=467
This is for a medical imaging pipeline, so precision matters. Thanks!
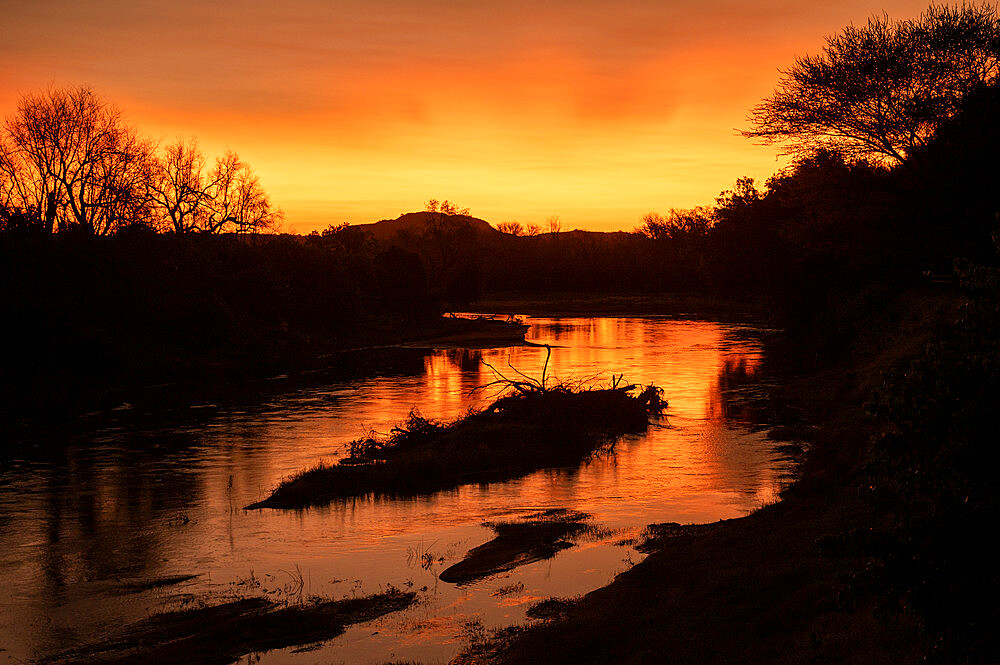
left=1, top=0, right=934, bottom=233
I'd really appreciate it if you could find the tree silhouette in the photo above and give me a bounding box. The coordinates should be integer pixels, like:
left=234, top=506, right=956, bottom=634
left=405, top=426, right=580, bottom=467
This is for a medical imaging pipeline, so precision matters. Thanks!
left=744, top=5, right=1000, bottom=165
left=497, top=221, right=525, bottom=236
left=1, top=86, right=281, bottom=236
left=149, top=138, right=213, bottom=234
left=637, top=208, right=713, bottom=242
left=424, top=199, right=470, bottom=215
left=201, top=150, right=282, bottom=234
left=0, top=85, right=154, bottom=234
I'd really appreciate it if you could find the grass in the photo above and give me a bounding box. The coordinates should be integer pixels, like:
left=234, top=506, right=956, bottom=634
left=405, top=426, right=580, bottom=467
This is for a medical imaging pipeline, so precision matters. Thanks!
left=43, top=589, right=416, bottom=665
left=246, top=370, right=665, bottom=509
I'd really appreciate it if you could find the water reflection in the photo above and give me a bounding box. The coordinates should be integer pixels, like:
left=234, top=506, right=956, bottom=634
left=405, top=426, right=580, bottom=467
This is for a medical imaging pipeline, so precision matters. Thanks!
left=0, top=316, right=792, bottom=665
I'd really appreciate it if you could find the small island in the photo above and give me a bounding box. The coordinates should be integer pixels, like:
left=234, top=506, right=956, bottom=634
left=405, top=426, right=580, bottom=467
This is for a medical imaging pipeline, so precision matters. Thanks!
left=247, top=372, right=665, bottom=509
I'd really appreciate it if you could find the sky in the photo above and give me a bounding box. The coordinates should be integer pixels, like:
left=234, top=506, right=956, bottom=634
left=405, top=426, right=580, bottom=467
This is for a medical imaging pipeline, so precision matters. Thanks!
left=0, top=0, right=934, bottom=233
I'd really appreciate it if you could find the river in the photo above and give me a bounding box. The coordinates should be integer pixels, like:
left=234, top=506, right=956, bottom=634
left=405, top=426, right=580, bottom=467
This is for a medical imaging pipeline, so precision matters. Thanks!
left=0, top=315, right=798, bottom=664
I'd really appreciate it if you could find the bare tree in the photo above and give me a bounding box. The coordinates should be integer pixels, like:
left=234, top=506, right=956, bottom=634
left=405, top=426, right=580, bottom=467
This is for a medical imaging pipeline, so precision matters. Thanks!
left=546, top=215, right=562, bottom=233
left=744, top=4, right=1000, bottom=164
left=497, top=221, right=525, bottom=236
left=149, top=144, right=281, bottom=234
left=1, top=85, right=153, bottom=234
left=0, top=86, right=280, bottom=236
left=148, top=138, right=214, bottom=234
left=0, top=132, right=56, bottom=232
left=201, top=151, right=281, bottom=234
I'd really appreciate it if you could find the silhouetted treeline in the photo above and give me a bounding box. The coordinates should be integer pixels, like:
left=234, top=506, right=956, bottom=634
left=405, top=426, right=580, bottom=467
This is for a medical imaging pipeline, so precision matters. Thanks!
left=4, top=82, right=999, bottom=429
left=0, top=231, right=435, bottom=418
left=0, top=85, right=280, bottom=236
left=325, top=79, right=998, bottom=320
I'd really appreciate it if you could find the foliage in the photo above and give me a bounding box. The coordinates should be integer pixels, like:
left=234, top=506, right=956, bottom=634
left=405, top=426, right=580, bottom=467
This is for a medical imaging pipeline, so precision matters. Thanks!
left=853, top=267, right=1000, bottom=662
left=744, top=4, right=1000, bottom=164
left=636, top=208, right=713, bottom=243
left=425, top=198, right=470, bottom=215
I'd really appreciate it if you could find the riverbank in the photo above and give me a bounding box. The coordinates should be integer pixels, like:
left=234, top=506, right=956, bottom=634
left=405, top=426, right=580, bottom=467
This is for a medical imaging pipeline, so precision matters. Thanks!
left=42, top=589, right=416, bottom=665
left=1, top=232, right=531, bottom=425
left=469, top=292, right=769, bottom=320
left=462, top=284, right=967, bottom=664
left=2, top=313, right=528, bottom=429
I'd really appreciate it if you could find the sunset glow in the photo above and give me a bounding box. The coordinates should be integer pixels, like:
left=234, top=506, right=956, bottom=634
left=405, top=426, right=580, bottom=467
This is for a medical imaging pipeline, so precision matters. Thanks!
left=2, top=0, right=934, bottom=232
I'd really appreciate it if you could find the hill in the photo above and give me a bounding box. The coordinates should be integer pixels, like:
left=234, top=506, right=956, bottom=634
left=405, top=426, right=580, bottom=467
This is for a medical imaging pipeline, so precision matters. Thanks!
left=347, top=211, right=504, bottom=243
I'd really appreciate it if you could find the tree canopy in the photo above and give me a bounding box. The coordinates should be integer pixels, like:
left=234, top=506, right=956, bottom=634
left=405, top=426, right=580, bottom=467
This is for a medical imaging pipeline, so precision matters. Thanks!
left=0, top=85, right=280, bottom=235
left=744, top=4, right=1000, bottom=165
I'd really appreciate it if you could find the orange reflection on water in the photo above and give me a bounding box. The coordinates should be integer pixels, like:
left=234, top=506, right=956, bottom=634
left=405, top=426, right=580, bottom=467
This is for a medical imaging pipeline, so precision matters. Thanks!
left=0, top=316, right=793, bottom=665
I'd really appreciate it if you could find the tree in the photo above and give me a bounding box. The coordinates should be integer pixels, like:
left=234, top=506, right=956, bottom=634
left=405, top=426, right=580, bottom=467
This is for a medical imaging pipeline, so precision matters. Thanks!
left=497, top=221, right=525, bottom=236
left=202, top=150, right=282, bottom=234
left=744, top=4, right=1000, bottom=165
left=425, top=199, right=470, bottom=215
left=714, top=176, right=761, bottom=216
left=0, top=84, right=153, bottom=234
left=149, top=142, right=281, bottom=234
left=148, top=138, right=212, bottom=234
left=637, top=208, right=713, bottom=242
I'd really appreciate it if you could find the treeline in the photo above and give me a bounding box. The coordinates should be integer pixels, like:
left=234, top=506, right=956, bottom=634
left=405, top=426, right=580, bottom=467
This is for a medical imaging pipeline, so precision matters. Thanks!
left=318, top=94, right=996, bottom=321
left=0, top=232, right=437, bottom=418
left=0, top=85, right=280, bottom=236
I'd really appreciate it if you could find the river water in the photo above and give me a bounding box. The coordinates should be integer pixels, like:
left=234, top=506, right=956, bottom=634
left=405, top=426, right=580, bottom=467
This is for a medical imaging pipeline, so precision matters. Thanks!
left=0, top=315, right=796, bottom=664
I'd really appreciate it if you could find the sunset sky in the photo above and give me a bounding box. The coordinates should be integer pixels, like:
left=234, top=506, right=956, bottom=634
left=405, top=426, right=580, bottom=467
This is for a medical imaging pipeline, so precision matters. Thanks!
left=1, top=0, right=933, bottom=233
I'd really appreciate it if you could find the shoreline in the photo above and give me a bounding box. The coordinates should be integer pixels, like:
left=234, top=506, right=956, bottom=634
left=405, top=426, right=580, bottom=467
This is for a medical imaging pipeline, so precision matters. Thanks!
left=463, top=285, right=963, bottom=664
left=4, top=314, right=531, bottom=428
left=468, top=292, right=771, bottom=320
left=10, top=297, right=757, bottom=431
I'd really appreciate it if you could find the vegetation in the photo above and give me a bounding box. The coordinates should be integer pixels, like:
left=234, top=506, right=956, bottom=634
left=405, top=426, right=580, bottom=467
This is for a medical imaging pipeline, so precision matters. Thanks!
left=42, top=589, right=416, bottom=665
left=0, top=84, right=279, bottom=236
left=470, top=5, right=1000, bottom=664
left=848, top=258, right=1000, bottom=663
left=247, top=372, right=665, bottom=509
left=4, top=3, right=1000, bottom=661
left=0, top=231, right=438, bottom=420
left=743, top=4, right=1000, bottom=165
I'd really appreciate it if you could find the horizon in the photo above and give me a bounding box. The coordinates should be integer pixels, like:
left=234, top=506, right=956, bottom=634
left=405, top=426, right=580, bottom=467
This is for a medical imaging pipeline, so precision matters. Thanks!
left=3, top=1, right=934, bottom=233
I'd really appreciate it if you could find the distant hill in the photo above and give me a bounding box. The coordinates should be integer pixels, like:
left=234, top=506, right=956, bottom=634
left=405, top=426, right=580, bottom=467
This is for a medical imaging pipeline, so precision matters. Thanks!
left=347, top=212, right=504, bottom=243
left=341, top=212, right=643, bottom=246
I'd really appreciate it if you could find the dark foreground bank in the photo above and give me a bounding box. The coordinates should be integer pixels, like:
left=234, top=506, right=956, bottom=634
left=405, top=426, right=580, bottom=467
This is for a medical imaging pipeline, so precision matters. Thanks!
left=248, top=379, right=665, bottom=509
left=454, top=282, right=999, bottom=665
